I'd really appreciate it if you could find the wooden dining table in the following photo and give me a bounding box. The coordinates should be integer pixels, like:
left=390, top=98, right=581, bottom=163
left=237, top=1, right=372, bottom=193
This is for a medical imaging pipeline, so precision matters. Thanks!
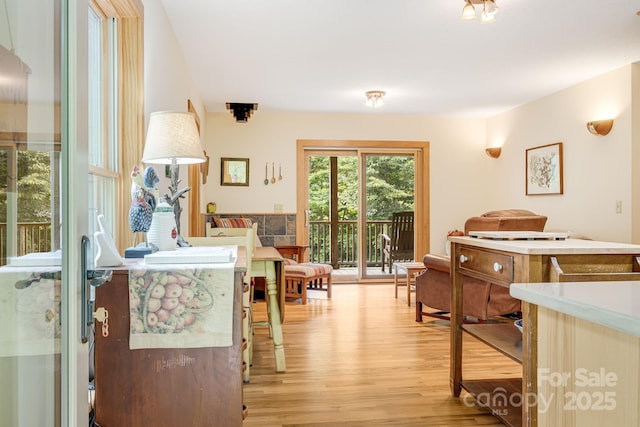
left=251, top=246, right=286, bottom=372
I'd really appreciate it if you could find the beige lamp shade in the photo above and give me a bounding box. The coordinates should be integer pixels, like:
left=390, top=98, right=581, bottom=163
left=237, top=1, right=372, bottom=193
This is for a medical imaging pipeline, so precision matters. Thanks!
left=142, top=111, right=205, bottom=164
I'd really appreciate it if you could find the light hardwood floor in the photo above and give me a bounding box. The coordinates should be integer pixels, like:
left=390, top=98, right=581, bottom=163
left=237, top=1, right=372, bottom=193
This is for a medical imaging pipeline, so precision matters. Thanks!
left=244, top=284, right=520, bottom=426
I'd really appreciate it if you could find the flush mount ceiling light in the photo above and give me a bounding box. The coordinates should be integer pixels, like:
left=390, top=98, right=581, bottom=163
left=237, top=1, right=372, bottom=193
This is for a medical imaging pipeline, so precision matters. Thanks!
left=461, top=0, right=499, bottom=23
left=365, top=90, right=385, bottom=108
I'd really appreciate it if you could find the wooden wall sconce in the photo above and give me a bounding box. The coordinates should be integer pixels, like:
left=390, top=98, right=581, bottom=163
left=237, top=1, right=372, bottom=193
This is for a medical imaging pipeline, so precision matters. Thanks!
left=586, top=119, right=614, bottom=136
left=485, top=147, right=502, bottom=158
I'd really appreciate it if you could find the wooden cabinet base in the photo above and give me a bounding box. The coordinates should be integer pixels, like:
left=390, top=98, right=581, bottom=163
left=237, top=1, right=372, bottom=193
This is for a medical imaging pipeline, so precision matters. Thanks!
left=536, top=306, right=639, bottom=426
left=94, top=269, right=244, bottom=426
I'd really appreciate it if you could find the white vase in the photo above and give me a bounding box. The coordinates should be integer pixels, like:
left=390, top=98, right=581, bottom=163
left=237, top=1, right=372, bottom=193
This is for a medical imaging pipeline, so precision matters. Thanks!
left=147, top=202, right=177, bottom=251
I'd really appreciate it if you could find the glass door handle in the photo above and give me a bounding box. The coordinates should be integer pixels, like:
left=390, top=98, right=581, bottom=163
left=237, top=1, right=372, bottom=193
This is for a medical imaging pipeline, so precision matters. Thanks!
left=81, top=236, right=113, bottom=343
left=87, top=269, right=113, bottom=286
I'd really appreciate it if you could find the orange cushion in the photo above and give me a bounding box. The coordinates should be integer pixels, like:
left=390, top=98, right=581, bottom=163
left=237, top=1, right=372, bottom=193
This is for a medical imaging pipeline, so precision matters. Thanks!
left=213, top=217, right=253, bottom=228
left=285, top=263, right=333, bottom=278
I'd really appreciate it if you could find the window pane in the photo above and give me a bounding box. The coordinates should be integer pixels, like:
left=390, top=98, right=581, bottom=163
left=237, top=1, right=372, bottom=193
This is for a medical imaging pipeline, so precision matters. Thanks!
left=88, top=173, right=116, bottom=245
left=88, top=7, right=104, bottom=168
left=87, top=7, right=117, bottom=257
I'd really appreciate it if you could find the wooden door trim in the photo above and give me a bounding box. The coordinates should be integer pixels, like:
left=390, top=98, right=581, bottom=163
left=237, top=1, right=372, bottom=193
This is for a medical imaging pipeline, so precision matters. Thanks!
left=188, top=99, right=204, bottom=237
left=296, top=139, right=430, bottom=278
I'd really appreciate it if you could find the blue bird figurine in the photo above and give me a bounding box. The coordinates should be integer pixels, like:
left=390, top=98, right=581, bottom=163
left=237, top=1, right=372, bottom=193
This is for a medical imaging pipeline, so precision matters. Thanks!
left=143, top=166, right=160, bottom=211
left=129, top=166, right=154, bottom=243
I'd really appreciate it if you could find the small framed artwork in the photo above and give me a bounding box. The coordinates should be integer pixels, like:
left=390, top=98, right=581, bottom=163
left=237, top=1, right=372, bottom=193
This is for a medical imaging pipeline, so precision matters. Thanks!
left=221, top=157, right=249, bottom=186
left=526, top=142, right=563, bottom=195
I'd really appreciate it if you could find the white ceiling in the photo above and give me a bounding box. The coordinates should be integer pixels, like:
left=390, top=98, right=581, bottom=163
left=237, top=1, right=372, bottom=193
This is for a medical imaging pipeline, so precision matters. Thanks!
left=159, top=0, right=640, bottom=117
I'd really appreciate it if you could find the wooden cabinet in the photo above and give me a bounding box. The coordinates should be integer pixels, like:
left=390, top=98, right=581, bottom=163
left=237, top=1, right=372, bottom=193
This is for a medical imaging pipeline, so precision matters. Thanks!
left=449, top=236, right=640, bottom=427
left=511, top=281, right=640, bottom=426
left=93, top=262, right=245, bottom=426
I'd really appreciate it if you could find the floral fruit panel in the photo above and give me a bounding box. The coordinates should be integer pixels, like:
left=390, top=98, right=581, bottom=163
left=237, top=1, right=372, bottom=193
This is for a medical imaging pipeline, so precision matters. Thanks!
left=128, top=263, right=234, bottom=349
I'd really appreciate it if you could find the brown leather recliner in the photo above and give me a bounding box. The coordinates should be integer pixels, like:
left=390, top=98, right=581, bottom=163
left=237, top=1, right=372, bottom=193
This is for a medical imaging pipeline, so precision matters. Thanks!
left=415, top=209, right=548, bottom=322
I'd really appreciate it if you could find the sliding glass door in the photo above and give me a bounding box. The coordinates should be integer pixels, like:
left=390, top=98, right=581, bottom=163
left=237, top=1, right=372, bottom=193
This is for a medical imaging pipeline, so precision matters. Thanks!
left=306, top=151, right=358, bottom=280
left=360, top=152, right=415, bottom=280
left=298, top=141, right=426, bottom=283
left=0, top=0, right=89, bottom=425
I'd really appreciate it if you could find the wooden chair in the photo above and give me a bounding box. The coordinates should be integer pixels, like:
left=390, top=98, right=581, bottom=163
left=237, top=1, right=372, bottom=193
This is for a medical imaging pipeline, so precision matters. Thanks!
left=380, top=211, right=415, bottom=273
left=187, top=224, right=256, bottom=383
left=275, top=245, right=332, bottom=304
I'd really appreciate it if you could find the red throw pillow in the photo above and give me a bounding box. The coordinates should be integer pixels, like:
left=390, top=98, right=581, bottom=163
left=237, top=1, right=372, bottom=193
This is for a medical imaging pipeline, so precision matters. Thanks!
left=213, top=217, right=253, bottom=228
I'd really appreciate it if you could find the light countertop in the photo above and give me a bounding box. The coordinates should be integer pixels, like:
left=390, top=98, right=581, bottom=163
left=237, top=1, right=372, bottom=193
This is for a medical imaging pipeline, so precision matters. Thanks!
left=448, top=236, right=640, bottom=255
left=510, top=281, right=640, bottom=336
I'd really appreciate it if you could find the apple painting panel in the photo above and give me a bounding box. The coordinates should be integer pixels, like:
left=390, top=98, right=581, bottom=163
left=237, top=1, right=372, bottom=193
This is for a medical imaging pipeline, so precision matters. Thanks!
left=128, top=265, right=234, bottom=349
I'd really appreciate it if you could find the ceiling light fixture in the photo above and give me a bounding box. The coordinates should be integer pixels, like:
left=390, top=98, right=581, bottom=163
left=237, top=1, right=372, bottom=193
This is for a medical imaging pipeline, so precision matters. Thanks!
left=461, top=0, right=498, bottom=23
left=482, top=0, right=498, bottom=23
left=365, top=90, right=385, bottom=108
left=226, top=103, right=258, bottom=122
left=461, top=0, right=476, bottom=20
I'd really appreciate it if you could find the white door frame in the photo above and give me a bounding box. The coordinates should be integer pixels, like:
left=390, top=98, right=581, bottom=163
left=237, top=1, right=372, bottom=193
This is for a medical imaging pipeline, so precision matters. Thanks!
left=61, top=0, right=90, bottom=424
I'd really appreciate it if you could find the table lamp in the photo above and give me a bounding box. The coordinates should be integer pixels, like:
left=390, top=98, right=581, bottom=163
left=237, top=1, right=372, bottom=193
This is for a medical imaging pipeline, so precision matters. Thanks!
left=141, top=111, right=205, bottom=247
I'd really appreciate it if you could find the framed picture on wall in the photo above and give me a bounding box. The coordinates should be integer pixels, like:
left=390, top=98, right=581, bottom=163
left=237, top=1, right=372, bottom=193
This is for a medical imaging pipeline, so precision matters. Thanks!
left=526, top=142, right=563, bottom=195
left=221, top=157, right=250, bottom=186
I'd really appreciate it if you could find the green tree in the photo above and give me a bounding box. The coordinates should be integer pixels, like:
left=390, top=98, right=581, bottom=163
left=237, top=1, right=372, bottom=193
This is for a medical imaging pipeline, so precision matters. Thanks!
left=307, top=154, right=415, bottom=265
left=0, top=149, right=52, bottom=222
left=336, top=157, right=358, bottom=220
left=365, top=155, right=414, bottom=220
left=308, top=156, right=362, bottom=221
left=308, top=156, right=330, bottom=221
left=308, top=154, right=414, bottom=221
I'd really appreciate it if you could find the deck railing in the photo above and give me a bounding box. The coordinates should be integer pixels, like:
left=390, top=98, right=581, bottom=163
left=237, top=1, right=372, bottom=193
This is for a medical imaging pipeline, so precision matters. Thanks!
left=0, top=222, right=52, bottom=265
left=1, top=220, right=390, bottom=268
left=308, top=220, right=391, bottom=268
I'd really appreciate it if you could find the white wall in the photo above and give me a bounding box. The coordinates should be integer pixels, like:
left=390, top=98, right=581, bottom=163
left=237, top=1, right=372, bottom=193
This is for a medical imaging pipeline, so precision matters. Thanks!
left=201, top=65, right=639, bottom=252
left=204, top=112, right=496, bottom=255
left=143, top=0, right=206, bottom=235
left=631, top=63, right=640, bottom=244
left=488, top=65, right=637, bottom=243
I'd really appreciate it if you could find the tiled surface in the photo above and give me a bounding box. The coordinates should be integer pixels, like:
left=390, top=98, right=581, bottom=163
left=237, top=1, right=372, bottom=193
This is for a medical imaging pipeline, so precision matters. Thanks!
left=205, top=213, right=296, bottom=246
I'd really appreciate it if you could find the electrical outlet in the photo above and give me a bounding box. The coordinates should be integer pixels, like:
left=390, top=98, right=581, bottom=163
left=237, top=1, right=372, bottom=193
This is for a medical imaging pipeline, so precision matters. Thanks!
left=274, top=203, right=284, bottom=213
left=615, top=200, right=622, bottom=214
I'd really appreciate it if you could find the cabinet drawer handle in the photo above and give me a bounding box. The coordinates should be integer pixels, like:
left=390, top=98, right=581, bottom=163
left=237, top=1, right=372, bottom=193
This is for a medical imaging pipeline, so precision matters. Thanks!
left=493, top=262, right=503, bottom=272
left=459, top=255, right=469, bottom=264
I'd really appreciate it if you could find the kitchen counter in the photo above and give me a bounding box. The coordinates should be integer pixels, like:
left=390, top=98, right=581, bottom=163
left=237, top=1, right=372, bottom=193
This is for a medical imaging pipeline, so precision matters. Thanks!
left=449, top=235, right=640, bottom=255
left=448, top=236, right=640, bottom=427
left=511, top=281, right=640, bottom=336
left=510, top=280, right=640, bottom=426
